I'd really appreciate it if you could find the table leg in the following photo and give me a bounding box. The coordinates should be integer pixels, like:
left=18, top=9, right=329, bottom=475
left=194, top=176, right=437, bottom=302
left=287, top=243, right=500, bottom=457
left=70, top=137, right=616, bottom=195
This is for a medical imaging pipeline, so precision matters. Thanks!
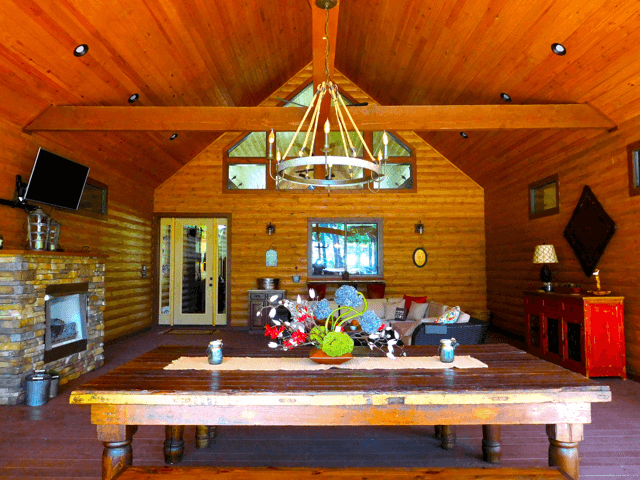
left=438, top=425, right=456, bottom=450
left=546, top=423, right=583, bottom=480
left=96, top=425, right=138, bottom=480
left=164, top=425, right=185, bottom=464
left=482, top=425, right=501, bottom=463
left=196, top=425, right=217, bottom=448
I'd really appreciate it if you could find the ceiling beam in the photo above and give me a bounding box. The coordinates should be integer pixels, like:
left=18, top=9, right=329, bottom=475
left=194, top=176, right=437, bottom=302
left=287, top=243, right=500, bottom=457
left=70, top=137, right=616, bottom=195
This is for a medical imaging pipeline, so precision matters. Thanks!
left=24, top=104, right=616, bottom=132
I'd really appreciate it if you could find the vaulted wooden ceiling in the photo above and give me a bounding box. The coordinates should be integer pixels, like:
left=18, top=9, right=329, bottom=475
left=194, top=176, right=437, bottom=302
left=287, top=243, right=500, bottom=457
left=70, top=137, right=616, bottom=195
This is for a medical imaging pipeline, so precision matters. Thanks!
left=3, top=0, right=639, bottom=188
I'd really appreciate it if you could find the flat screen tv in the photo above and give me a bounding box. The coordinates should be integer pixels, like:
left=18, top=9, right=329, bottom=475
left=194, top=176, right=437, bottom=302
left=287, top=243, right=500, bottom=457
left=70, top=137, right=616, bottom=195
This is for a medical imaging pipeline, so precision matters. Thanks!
left=24, top=148, right=90, bottom=210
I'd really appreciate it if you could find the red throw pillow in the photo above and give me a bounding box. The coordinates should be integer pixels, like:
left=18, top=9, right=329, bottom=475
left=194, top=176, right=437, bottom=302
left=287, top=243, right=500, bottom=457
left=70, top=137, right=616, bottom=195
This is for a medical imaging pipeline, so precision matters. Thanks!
left=403, top=295, right=427, bottom=313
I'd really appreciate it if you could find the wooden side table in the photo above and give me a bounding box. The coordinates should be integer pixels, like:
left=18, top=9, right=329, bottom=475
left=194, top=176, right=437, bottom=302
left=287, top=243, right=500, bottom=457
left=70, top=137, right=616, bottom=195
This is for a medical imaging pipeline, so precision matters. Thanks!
left=524, top=290, right=626, bottom=378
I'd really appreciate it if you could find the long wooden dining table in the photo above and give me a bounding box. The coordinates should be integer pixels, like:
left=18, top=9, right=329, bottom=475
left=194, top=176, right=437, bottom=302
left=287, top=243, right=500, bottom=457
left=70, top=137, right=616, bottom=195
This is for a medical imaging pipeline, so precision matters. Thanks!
left=69, top=343, right=611, bottom=480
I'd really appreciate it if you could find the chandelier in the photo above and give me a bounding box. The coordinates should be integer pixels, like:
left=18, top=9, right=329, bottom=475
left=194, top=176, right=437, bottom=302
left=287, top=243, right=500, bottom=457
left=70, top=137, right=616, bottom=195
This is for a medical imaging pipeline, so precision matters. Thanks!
left=268, top=0, right=388, bottom=191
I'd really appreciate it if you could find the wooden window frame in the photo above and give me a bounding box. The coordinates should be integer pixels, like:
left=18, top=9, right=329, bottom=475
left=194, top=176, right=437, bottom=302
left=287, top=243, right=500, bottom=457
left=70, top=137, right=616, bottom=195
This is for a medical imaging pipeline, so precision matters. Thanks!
left=627, top=140, right=640, bottom=197
left=307, top=217, right=384, bottom=280
left=224, top=159, right=270, bottom=192
left=529, top=174, right=559, bottom=220
left=74, top=178, right=108, bottom=220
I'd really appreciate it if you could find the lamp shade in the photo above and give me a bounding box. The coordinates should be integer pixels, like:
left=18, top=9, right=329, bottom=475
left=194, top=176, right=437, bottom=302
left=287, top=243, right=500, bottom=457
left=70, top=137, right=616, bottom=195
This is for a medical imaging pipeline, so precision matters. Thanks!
left=533, top=244, right=558, bottom=264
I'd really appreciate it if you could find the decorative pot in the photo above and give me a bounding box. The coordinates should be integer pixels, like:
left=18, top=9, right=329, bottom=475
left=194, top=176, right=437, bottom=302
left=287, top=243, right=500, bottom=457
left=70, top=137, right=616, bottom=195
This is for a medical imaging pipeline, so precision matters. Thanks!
left=309, top=348, right=352, bottom=365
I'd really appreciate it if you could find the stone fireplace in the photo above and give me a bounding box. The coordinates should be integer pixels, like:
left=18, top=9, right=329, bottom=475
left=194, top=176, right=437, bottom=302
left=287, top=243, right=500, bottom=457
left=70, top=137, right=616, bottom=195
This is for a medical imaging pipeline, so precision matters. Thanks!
left=0, top=251, right=105, bottom=405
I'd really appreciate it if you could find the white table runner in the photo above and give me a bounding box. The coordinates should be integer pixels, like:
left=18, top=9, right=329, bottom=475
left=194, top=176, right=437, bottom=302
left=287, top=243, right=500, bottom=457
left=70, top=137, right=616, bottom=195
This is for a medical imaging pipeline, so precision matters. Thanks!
left=164, top=355, right=487, bottom=371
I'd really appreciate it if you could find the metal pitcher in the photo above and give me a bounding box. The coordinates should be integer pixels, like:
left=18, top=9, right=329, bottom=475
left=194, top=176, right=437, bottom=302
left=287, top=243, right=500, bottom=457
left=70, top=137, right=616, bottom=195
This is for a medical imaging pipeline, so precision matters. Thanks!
left=207, top=340, right=223, bottom=365
left=439, top=338, right=459, bottom=363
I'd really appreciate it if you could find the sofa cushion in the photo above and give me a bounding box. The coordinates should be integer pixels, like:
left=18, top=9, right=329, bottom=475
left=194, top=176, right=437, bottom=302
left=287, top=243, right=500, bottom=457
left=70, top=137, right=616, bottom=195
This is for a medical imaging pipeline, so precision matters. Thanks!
left=384, top=298, right=405, bottom=320
left=427, top=302, right=448, bottom=317
left=407, top=301, right=429, bottom=321
left=365, top=298, right=387, bottom=320
left=436, top=306, right=461, bottom=324
left=403, top=295, right=427, bottom=313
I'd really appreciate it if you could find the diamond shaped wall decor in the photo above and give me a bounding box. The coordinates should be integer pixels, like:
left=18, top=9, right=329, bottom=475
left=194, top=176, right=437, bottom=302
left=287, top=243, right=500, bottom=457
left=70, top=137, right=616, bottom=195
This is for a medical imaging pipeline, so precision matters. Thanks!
left=563, top=186, right=616, bottom=277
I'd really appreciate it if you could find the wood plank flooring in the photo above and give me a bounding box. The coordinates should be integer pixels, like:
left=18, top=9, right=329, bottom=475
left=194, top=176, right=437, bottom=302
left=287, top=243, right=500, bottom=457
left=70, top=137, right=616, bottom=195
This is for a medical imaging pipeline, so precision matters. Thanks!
left=1, top=328, right=639, bottom=479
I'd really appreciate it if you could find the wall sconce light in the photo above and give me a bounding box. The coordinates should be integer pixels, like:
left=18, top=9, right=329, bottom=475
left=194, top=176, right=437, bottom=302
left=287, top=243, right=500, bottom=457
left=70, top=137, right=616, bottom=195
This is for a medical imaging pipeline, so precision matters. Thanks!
left=266, top=223, right=276, bottom=235
left=415, top=221, right=424, bottom=234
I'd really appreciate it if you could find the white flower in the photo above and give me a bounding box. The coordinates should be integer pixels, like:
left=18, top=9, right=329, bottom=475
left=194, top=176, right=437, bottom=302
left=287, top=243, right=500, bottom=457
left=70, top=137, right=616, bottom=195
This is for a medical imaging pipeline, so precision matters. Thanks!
left=268, top=342, right=278, bottom=348
left=272, top=320, right=281, bottom=325
left=269, top=308, right=277, bottom=318
left=386, top=352, right=395, bottom=359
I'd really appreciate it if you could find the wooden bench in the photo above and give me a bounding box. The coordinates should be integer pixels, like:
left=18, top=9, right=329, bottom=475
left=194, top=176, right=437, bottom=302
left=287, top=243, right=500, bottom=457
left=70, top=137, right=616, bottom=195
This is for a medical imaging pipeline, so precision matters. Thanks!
left=115, top=465, right=571, bottom=479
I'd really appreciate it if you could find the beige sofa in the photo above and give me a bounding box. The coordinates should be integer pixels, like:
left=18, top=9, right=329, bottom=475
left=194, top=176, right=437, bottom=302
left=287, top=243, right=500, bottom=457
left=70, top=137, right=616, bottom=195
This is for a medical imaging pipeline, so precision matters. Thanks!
left=360, top=298, right=471, bottom=345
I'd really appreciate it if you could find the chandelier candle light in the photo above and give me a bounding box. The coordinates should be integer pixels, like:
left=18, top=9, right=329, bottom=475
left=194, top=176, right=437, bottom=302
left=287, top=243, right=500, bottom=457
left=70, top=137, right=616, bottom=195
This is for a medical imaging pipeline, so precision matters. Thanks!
left=267, top=1, right=388, bottom=191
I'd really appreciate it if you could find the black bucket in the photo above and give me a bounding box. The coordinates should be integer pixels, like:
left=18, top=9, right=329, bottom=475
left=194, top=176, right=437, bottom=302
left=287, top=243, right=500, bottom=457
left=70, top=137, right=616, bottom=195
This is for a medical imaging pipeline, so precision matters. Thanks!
left=25, top=373, right=51, bottom=406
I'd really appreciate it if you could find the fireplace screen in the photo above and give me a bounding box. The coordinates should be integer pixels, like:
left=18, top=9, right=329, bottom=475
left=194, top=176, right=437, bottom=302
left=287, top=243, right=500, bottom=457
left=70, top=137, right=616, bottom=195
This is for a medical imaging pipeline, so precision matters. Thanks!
left=44, top=283, right=88, bottom=362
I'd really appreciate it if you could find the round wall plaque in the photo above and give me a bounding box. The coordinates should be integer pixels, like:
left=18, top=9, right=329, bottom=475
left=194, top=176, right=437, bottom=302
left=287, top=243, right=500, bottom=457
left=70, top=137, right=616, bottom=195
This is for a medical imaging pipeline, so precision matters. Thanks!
left=413, top=247, right=427, bottom=268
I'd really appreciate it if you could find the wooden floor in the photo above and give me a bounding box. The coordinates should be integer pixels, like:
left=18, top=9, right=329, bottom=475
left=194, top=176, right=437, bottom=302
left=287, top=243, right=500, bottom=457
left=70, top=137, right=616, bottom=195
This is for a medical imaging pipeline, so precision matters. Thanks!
left=1, top=327, right=639, bottom=479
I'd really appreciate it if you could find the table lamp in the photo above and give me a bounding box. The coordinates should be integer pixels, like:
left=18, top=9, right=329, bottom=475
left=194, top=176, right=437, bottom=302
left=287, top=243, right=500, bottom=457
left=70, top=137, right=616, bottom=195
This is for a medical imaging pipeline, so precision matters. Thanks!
left=533, top=244, right=558, bottom=292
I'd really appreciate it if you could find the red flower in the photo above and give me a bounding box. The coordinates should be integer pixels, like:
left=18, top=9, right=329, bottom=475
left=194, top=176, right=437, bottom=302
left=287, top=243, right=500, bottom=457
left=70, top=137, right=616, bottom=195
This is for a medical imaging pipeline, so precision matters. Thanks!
left=264, top=324, right=284, bottom=339
left=291, top=330, right=307, bottom=344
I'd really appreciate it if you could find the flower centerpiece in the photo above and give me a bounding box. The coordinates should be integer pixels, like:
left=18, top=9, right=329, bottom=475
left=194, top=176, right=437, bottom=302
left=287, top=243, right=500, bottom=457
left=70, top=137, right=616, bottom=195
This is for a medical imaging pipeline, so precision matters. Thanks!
left=262, top=285, right=405, bottom=359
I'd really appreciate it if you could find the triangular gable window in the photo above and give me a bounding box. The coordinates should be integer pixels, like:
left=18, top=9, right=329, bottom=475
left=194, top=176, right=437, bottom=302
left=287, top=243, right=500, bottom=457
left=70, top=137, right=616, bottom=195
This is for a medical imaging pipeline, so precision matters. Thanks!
left=373, top=131, right=411, bottom=157
left=228, top=131, right=266, bottom=157
left=284, top=83, right=353, bottom=107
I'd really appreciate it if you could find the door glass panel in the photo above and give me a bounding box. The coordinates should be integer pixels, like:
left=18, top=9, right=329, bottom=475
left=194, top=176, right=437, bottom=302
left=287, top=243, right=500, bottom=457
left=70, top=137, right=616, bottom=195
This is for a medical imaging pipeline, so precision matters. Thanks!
left=547, top=317, right=561, bottom=355
left=181, top=225, right=207, bottom=314
left=217, top=221, right=227, bottom=315
left=528, top=314, right=540, bottom=348
left=567, top=322, right=582, bottom=363
left=160, top=224, right=171, bottom=315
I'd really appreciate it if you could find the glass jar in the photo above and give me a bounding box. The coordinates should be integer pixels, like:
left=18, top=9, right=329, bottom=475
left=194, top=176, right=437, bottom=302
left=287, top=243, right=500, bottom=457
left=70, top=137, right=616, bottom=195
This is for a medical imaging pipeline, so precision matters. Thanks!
left=207, top=340, right=223, bottom=365
left=439, top=338, right=459, bottom=363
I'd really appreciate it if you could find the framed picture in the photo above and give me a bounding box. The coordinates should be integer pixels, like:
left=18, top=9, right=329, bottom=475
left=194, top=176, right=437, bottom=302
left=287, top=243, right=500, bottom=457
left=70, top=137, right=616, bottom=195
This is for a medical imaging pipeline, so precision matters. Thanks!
left=413, top=247, right=427, bottom=268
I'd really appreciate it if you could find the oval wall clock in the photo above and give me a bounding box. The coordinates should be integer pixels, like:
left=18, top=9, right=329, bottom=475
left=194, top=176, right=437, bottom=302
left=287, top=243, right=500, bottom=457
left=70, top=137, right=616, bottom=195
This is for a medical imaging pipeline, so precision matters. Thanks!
left=413, top=247, right=427, bottom=268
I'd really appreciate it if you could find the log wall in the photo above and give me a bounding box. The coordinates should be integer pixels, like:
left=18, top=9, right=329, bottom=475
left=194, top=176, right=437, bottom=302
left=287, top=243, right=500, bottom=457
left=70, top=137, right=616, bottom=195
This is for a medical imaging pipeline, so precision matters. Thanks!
left=485, top=114, right=640, bottom=377
left=0, top=118, right=154, bottom=342
left=155, top=67, right=487, bottom=327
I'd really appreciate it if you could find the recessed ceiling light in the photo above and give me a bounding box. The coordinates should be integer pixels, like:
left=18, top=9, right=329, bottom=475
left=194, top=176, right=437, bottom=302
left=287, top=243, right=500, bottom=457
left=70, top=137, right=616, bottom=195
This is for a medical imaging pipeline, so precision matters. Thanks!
left=551, top=43, right=566, bottom=55
left=460, top=132, right=468, bottom=139
left=73, top=44, right=89, bottom=57
left=170, top=133, right=178, bottom=140
left=500, top=93, right=512, bottom=102
left=128, top=93, right=140, bottom=103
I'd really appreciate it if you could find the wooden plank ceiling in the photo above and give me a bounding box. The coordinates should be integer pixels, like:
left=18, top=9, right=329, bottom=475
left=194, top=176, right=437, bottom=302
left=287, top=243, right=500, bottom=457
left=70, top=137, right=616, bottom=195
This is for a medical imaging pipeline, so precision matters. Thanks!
left=2, top=0, right=640, bottom=187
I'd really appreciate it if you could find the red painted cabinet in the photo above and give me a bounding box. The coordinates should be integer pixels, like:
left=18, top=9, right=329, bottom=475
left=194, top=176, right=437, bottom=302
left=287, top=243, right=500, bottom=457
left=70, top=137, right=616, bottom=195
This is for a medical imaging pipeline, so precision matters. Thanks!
left=524, top=291, right=626, bottom=378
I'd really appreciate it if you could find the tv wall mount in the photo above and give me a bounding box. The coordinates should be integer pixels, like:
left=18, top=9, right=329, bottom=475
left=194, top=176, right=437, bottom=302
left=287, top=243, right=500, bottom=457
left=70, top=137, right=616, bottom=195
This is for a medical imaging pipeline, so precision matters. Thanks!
left=0, top=175, right=37, bottom=211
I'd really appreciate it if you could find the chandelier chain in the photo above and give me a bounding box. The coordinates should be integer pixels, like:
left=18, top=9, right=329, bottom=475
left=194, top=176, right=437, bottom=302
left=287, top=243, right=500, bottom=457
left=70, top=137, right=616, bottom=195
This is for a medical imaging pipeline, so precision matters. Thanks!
left=325, top=7, right=331, bottom=81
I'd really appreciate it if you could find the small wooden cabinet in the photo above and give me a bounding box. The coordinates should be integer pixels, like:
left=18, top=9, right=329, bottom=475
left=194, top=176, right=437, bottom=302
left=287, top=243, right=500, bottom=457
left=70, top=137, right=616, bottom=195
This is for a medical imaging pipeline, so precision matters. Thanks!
left=248, top=289, right=286, bottom=331
left=524, top=291, right=626, bottom=378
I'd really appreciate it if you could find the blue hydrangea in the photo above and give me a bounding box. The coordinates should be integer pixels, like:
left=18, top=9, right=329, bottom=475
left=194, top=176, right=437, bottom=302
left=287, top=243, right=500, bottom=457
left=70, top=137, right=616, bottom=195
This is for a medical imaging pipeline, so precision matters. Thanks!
left=313, top=299, right=332, bottom=320
left=360, top=310, right=382, bottom=334
left=335, top=285, right=363, bottom=308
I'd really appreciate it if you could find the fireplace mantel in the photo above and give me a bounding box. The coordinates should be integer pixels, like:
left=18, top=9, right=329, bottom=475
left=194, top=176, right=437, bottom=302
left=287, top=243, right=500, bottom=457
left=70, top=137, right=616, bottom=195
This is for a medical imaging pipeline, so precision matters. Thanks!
left=0, top=249, right=107, bottom=258
left=0, top=252, right=105, bottom=404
